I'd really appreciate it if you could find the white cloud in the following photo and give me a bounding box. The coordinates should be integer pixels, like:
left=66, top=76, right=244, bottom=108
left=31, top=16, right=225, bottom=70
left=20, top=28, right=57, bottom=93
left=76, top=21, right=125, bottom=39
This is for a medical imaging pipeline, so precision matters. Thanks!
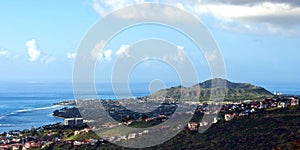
left=40, top=55, right=55, bottom=64
left=92, top=0, right=146, bottom=17
left=67, top=52, right=77, bottom=59
left=91, top=40, right=107, bottom=59
left=25, top=39, right=55, bottom=64
left=90, top=0, right=300, bottom=35
left=176, top=1, right=300, bottom=35
left=103, top=49, right=112, bottom=61
left=90, top=40, right=112, bottom=61
left=26, top=39, right=41, bottom=62
left=92, top=0, right=198, bottom=23
left=0, top=50, right=9, bottom=57
left=204, top=49, right=218, bottom=62
left=163, top=45, right=185, bottom=63
left=115, top=44, right=130, bottom=56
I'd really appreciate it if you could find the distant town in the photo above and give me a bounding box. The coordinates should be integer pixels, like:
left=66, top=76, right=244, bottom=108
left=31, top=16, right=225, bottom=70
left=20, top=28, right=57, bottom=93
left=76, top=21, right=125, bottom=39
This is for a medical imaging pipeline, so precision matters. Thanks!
left=0, top=93, right=299, bottom=149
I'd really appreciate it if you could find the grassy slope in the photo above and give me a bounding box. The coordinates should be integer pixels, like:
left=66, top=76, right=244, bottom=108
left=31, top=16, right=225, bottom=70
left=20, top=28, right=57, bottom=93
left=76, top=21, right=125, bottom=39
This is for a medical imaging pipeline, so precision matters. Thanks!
left=150, top=106, right=300, bottom=150
left=86, top=106, right=300, bottom=150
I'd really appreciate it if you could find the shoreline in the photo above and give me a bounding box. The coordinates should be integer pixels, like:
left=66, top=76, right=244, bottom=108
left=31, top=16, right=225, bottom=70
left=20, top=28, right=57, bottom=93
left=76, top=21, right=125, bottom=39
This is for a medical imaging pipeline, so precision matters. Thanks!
left=51, top=114, right=66, bottom=119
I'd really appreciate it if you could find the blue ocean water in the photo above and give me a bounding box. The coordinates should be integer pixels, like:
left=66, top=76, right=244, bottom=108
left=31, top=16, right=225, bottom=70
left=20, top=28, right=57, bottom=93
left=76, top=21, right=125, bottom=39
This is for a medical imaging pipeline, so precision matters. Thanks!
left=0, top=82, right=299, bottom=133
left=0, top=82, right=155, bottom=133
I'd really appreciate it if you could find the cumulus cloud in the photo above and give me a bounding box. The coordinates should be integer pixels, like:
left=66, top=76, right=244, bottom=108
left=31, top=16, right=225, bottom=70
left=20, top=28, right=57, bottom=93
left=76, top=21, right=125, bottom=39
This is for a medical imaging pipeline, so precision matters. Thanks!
left=25, top=39, right=55, bottom=64
left=115, top=44, right=130, bottom=56
left=0, top=50, right=9, bottom=57
left=176, top=1, right=300, bottom=35
left=40, top=55, right=55, bottom=64
left=90, top=40, right=112, bottom=61
left=92, top=0, right=146, bottom=16
left=91, top=0, right=300, bottom=35
left=204, top=48, right=218, bottom=62
left=91, top=40, right=107, bottom=59
left=103, top=49, right=112, bottom=61
left=163, top=45, right=185, bottom=63
left=92, top=0, right=199, bottom=23
left=26, top=39, right=41, bottom=61
left=67, top=52, right=77, bottom=59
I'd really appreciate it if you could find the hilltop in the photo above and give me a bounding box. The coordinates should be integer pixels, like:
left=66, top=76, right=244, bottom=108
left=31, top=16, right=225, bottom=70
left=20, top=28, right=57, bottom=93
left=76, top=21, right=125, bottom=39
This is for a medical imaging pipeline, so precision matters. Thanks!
left=150, top=78, right=273, bottom=102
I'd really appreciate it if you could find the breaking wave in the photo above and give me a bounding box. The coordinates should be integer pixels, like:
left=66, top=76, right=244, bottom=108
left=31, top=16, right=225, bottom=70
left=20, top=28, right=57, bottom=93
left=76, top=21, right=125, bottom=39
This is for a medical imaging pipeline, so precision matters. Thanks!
left=0, top=105, right=60, bottom=120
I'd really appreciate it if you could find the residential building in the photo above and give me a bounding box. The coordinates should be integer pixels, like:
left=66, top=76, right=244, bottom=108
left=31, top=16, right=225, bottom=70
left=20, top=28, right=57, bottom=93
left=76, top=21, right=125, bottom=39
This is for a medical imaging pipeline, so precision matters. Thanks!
left=224, top=114, right=235, bottom=121
left=64, top=118, right=84, bottom=126
left=291, top=98, right=299, bottom=106
left=187, top=122, right=199, bottom=131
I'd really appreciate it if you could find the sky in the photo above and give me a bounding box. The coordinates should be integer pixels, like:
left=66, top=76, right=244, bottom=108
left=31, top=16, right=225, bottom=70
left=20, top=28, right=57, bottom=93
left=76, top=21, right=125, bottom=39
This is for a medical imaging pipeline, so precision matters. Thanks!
left=0, top=0, right=300, bottom=84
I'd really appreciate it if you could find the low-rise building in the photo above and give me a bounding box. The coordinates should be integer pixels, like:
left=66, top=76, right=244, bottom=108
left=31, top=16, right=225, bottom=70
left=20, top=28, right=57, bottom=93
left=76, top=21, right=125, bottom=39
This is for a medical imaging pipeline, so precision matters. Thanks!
left=128, top=133, right=136, bottom=139
left=278, top=101, right=289, bottom=108
left=187, top=122, right=199, bottom=131
left=64, top=118, right=84, bottom=126
left=224, top=114, right=235, bottom=121
left=291, top=98, right=299, bottom=106
left=199, top=121, right=208, bottom=126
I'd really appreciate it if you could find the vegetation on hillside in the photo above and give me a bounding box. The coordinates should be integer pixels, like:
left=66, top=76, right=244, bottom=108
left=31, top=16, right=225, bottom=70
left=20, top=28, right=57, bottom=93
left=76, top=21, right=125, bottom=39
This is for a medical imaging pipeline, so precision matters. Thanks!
left=53, top=107, right=82, bottom=118
left=151, top=78, right=273, bottom=102
left=82, top=106, right=300, bottom=150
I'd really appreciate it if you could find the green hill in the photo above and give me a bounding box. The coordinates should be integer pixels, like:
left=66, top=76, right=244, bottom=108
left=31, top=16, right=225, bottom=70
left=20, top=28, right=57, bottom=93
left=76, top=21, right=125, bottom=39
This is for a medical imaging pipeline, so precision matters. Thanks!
left=150, top=78, right=273, bottom=102
left=69, top=106, right=300, bottom=150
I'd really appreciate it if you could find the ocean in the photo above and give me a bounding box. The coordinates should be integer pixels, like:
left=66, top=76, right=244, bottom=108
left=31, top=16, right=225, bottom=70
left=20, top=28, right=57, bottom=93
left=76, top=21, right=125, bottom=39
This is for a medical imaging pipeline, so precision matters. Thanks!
left=0, top=82, right=155, bottom=133
left=0, top=82, right=299, bottom=133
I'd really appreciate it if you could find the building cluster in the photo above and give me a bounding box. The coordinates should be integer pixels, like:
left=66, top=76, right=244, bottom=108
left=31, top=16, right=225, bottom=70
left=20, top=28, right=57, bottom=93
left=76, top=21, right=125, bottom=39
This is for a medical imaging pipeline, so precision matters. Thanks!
left=222, top=97, right=299, bottom=122
left=187, top=120, right=211, bottom=131
left=186, top=96, right=300, bottom=130
left=1, top=96, right=299, bottom=149
left=0, top=127, right=106, bottom=150
left=104, top=130, right=149, bottom=143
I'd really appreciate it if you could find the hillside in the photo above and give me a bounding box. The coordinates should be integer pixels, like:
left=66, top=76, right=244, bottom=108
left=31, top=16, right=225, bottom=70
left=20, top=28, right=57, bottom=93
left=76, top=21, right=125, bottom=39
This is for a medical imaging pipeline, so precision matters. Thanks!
left=149, top=106, right=300, bottom=150
left=51, top=106, right=300, bottom=150
left=150, top=78, right=273, bottom=102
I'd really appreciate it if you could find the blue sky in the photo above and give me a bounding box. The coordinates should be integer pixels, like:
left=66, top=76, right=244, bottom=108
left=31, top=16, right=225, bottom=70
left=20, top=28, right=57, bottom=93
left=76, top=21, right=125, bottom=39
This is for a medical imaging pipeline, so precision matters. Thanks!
left=0, top=0, right=300, bottom=84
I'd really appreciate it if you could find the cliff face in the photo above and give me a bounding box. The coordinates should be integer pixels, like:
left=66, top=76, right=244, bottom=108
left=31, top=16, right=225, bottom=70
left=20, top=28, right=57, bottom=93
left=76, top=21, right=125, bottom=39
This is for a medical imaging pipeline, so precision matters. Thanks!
left=150, top=78, right=273, bottom=102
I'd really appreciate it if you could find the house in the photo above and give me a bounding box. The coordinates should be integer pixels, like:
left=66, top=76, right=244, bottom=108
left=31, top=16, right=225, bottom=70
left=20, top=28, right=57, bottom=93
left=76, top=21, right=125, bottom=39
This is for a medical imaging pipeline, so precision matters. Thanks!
left=74, top=130, right=81, bottom=136
left=145, top=117, right=155, bottom=122
left=73, top=141, right=82, bottom=146
left=199, top=121, right=208, bottom=126
left=271, top=101, right=278, bottom=107
left=212, top=117, right=218, bottom=124
left=250, top=102, right=259, bottom=108
left=278, top=101, right=289, bottom=108
left=142, top=130, right=149, bottom=134
left=108, top=123, right=118, bottom=128
left=0, top=145, right=9, bottom=150
left=224, top=114, right=235, bottom=121
left=128, top=133, right=137, bottom=139
left=12, top=144, right=22, bottom=150
left=291, top=98, right=299, bottom=106
left=84, top=128, right=91, bottom=133
left=259, top=101, right=268, bottom=109
left=187, top=122, right=199, bottom=131
left=23, top=142, right=31, bottom=149
left=123, top=120, right=133, bottom=126
left=119, top=136, right=127, bottom=140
